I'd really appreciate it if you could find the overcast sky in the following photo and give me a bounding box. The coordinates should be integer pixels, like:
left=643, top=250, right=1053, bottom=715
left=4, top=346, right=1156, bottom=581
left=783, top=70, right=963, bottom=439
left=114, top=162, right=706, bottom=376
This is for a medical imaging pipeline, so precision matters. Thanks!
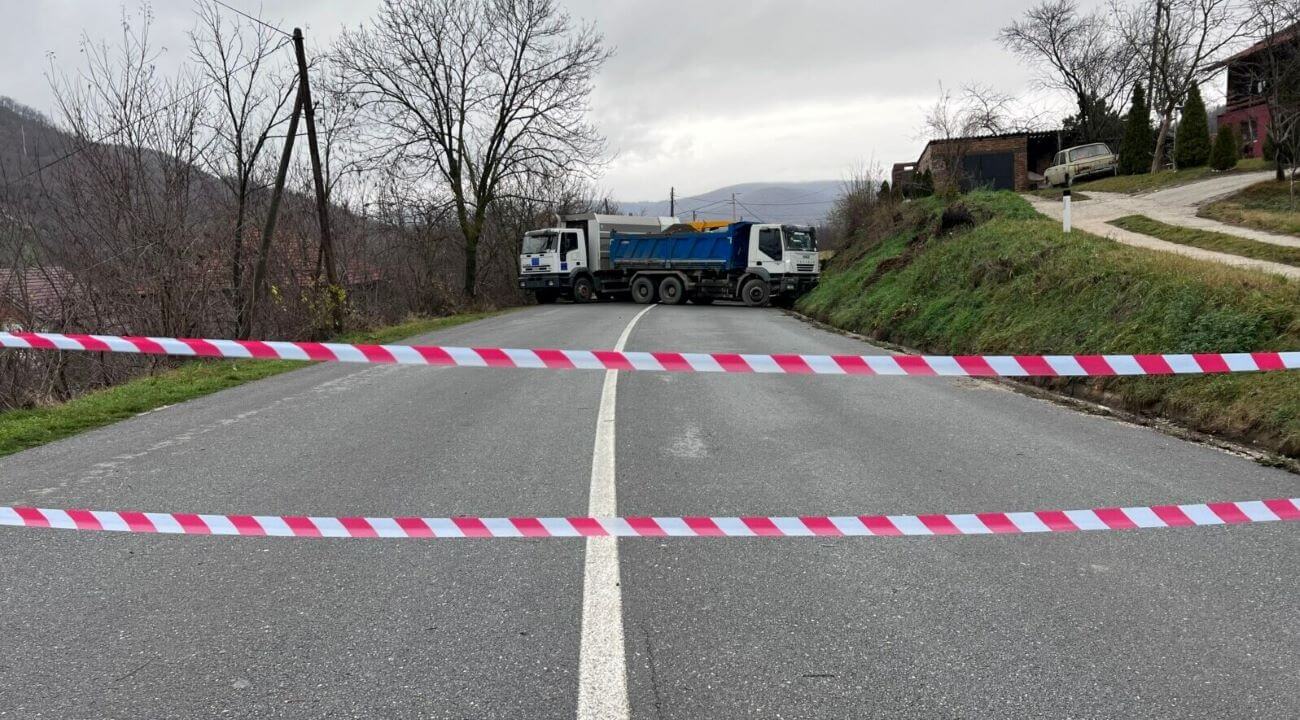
left=2, top=0, right=1080, bottom=200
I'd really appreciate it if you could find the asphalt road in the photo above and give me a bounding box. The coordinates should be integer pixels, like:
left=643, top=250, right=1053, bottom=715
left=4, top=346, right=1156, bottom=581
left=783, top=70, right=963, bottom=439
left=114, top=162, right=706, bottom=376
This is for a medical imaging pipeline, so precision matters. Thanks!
left=0, top=304, right=1297, bottom=718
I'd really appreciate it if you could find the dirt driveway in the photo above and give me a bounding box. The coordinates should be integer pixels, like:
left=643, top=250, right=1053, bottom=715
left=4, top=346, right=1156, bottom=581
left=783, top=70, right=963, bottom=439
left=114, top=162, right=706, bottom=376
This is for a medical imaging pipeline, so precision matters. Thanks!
left=1025, top=171, right=1300, bottom=280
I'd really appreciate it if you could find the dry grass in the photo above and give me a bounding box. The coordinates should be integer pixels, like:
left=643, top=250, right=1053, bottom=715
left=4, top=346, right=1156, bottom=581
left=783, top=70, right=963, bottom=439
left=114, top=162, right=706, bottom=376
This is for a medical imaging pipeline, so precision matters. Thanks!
left=1199, top=180, right=1300, bottom=237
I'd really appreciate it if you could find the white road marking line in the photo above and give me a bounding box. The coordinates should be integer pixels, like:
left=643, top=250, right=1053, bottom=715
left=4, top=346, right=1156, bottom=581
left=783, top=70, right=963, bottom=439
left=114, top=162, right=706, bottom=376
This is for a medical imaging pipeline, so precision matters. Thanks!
left=577, top=305, right=655, bottom=720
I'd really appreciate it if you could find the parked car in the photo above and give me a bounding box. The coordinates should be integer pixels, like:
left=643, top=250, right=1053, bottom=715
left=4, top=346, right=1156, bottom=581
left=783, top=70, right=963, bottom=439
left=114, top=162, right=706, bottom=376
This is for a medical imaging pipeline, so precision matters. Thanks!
left=1044, top=143, right=1119, bottom=187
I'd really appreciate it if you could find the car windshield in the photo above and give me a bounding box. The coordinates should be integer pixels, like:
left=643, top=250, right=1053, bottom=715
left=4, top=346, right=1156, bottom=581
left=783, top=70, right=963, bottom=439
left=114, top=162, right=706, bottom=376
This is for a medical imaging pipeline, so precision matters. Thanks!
left=783, top=228, right=817, bottom=251
left=521, top=232, right=558, bottom=254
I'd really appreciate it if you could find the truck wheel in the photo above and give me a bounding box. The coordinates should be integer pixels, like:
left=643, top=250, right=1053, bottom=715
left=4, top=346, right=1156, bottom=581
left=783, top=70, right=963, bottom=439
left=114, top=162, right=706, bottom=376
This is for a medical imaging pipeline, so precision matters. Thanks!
left=658, top=276, right=685, bottom=305
left=741, top=278, right=770, bottom=307
left=572, top=276, right=597, bottom=303
left=631, top=276, right=658, bottom=304
left=534, top=290, right=558, bottom=305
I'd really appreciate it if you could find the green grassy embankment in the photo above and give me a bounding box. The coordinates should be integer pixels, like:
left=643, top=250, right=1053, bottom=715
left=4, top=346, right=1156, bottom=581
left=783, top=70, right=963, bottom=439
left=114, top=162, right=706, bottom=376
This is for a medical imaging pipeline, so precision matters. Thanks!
left=1199, top=180, right=1300, bottom=238
left=798, top=191, right=1300, bottom=458
left=0, top=311, right=505, bottom=458
left=1108, top=215, right=1300, bottom=267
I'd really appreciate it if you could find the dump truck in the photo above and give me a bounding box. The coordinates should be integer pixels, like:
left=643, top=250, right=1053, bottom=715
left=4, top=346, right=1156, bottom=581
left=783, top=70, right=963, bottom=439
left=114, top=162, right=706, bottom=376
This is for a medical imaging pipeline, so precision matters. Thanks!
left=608, top=222, right=819, bottom=306
left=517, top=213, right=819, bottom=306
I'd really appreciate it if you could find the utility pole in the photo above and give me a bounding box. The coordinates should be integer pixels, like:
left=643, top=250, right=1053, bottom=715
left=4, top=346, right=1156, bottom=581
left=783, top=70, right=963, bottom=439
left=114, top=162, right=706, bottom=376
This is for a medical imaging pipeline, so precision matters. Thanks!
left=670, top=187, right=675, bottom=217
left=246, top=83, right=303, bottom=339
left=731, top=192, right=737, bottom=221
left=292, top=27, right=344, bottom=334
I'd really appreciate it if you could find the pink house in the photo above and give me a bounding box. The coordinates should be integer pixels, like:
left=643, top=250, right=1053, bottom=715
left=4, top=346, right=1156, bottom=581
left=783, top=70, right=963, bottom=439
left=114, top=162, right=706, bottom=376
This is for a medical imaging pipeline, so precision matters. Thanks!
left=1215, top=22, right=1300, bottom=158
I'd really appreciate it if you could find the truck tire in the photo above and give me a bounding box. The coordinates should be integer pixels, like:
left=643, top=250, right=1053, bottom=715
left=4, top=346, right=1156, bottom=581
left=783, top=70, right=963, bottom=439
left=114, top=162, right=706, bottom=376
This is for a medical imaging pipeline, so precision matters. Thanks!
left=741, top=278, right=770, bottom=307
left=631, top=276, right=658, bottom=304
left=658, top=276, right=685, bottom=305
left=572, top=276, right=597, bottom=303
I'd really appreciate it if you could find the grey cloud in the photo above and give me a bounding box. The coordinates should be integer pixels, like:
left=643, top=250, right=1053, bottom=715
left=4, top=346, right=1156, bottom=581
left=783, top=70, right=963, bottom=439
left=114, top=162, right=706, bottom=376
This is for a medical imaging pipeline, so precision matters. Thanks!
left=0, top=0, right=1066, bottom=199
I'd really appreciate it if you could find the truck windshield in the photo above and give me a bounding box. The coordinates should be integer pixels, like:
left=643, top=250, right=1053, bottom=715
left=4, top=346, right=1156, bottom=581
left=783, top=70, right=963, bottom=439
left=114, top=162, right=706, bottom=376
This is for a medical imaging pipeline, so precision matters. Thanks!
left=522, top=232, right=558, bottom=254
left=784, top=228, right=817, bottom=251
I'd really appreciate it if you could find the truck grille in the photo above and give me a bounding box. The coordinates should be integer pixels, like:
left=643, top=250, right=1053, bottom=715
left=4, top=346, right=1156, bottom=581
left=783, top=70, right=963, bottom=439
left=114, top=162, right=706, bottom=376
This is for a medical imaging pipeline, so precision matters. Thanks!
left=522, top=265, right=552, bottom=273
left=796, top=263, right=816, bottom=273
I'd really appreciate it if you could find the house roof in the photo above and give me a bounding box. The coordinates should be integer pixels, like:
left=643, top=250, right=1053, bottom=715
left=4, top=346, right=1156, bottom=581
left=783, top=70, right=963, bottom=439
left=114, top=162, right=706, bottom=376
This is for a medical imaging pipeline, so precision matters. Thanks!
left=917, top=129, right=1059, bottom=160
left=0, top=266, right=74, bottom=319
left=1211, top=21, right=1300, bottom=69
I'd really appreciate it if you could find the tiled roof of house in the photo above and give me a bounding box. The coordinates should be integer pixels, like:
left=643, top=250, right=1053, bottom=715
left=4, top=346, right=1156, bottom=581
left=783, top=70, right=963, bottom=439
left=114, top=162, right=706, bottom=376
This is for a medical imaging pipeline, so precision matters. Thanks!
left=0, top=266, right=74, bottom=319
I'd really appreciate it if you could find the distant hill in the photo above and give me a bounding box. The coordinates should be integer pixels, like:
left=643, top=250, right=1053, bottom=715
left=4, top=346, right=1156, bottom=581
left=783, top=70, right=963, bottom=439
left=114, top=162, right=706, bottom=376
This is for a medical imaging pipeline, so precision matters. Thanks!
left=619, top=180, right=841, bottom=226
left=0, top=97, right=74, bottom=205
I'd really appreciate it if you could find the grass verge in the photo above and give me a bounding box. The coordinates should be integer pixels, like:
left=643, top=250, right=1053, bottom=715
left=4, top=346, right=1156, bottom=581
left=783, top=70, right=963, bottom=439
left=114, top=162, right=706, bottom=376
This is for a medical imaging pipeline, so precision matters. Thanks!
left=1070, top=158, right=1269, bottom=194
left=798, top=190, right=1300, bottom=458
left=1027, top=188, right=1091, bottom=201
left=1108, top=215, right=1300, bottom=267
left=1199, top=180, right=1300, bottom=238
left=0, top=311, right=506, bottom=458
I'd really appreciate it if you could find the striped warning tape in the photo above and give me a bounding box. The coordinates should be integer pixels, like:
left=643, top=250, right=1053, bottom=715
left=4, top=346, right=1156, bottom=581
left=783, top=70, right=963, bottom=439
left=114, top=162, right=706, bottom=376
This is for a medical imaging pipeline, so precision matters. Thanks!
left=2, top=331, right=1298, bottom=377
left=2, top=498, right=1296, bottom=539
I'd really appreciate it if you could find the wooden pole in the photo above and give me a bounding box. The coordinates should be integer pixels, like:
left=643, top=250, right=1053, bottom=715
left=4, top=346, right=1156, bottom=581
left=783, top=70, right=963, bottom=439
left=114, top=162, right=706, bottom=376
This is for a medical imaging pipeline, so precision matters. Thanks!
left=245, top=88, right=303, bottom=339
left=292, top=27, right=344, bottom=334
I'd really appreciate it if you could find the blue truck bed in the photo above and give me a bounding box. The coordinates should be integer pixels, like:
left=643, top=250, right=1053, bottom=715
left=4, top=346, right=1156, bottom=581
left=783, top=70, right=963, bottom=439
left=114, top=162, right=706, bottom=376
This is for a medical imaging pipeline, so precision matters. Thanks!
left=609, top=223, right=751, bottom=271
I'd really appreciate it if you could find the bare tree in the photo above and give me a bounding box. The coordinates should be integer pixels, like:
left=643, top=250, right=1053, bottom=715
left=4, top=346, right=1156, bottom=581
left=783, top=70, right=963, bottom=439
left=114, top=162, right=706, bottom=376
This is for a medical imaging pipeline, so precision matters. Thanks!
left=333, top=0, right=610, bottom=299
left=829, top=162, right=881, bottom=243
left=999, top=0, right=1140, bottom=142
left=921, top=84, right=1046, bottom=194
left=190, top=0, right=296, bottom=337
left=1115, top=0, right=1256, bottom=172
left=47, top=6, right=217, bottom=339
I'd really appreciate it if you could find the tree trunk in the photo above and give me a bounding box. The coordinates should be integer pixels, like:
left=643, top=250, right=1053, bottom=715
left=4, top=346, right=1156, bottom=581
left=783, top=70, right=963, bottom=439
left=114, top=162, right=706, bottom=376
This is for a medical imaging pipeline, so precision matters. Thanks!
left=232, top=188, right=247, bottom=334
left=1151, top=112, right=1173, bottom=173
left=463, top=227, right=478, bottom=298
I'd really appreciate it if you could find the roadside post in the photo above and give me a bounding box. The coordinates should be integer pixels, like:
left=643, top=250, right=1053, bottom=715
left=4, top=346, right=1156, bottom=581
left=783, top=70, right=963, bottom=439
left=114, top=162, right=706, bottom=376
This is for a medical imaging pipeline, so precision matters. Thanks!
left=1062, top=187, right=1072, bottom=233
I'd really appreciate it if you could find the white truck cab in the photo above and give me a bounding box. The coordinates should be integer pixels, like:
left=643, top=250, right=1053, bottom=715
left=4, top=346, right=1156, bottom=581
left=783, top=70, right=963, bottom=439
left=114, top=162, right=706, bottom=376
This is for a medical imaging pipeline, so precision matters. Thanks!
left=519, top=214, right=676, bottom=302
left=746, top=223, right=820, bottom=280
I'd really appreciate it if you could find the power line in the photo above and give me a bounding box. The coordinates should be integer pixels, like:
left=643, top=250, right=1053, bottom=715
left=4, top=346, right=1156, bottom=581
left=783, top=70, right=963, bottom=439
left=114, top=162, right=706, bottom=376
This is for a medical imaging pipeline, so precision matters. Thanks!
left=734, top=199, right=766, bottom=223
left=5, top=36, right=293, bottom=188
left=212, top=0, right=292, bottom=38
left=730, top=199, right=834, bottom=207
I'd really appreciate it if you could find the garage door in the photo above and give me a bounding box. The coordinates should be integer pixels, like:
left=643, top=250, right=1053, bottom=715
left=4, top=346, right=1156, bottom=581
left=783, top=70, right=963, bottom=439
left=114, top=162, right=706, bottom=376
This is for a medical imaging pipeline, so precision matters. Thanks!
left=961, top=152, right=1015, bottom=191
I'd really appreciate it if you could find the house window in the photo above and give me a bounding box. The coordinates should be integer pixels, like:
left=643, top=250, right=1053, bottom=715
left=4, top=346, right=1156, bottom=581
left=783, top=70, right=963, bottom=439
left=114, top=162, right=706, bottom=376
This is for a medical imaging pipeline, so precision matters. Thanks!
left=1241, top=118, right=1259, bottom=145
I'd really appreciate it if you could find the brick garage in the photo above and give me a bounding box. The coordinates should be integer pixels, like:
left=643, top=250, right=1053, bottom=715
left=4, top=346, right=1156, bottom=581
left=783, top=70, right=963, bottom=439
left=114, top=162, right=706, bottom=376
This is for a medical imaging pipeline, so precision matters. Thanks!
left=915, top=131, right=1060, bottom=192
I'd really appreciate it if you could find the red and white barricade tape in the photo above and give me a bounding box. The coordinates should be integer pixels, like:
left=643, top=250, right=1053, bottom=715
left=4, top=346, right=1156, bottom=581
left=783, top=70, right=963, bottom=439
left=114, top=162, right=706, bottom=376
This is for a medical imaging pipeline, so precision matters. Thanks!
left=2, top=331, right=1298, bottom=377
left=2, top=498, right=1296, bottom=539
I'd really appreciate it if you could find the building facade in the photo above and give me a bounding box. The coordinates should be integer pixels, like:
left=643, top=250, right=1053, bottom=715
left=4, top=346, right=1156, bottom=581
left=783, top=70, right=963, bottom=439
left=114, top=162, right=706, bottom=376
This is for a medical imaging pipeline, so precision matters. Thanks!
left=1215, top=22, right=1300, bottom=158
left=914, top=131, right=1060, bottom=192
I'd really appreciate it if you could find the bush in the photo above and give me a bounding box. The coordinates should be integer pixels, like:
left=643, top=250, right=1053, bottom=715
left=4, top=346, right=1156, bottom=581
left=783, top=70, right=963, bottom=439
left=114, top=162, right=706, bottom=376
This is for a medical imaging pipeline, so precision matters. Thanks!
left=1118, top=82, right=1155, bottom=175
left=914, top=169, right=935, bottom=198
left=1174, top=85, right=1211, bottom=168
left=1211, top=124, right=1240, bottom=171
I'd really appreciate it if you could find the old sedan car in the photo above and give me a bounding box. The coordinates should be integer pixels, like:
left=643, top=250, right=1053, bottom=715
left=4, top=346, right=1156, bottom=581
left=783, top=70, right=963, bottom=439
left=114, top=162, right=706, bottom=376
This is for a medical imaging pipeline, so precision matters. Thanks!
left=1044, top=142, right=1119, bottom=187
